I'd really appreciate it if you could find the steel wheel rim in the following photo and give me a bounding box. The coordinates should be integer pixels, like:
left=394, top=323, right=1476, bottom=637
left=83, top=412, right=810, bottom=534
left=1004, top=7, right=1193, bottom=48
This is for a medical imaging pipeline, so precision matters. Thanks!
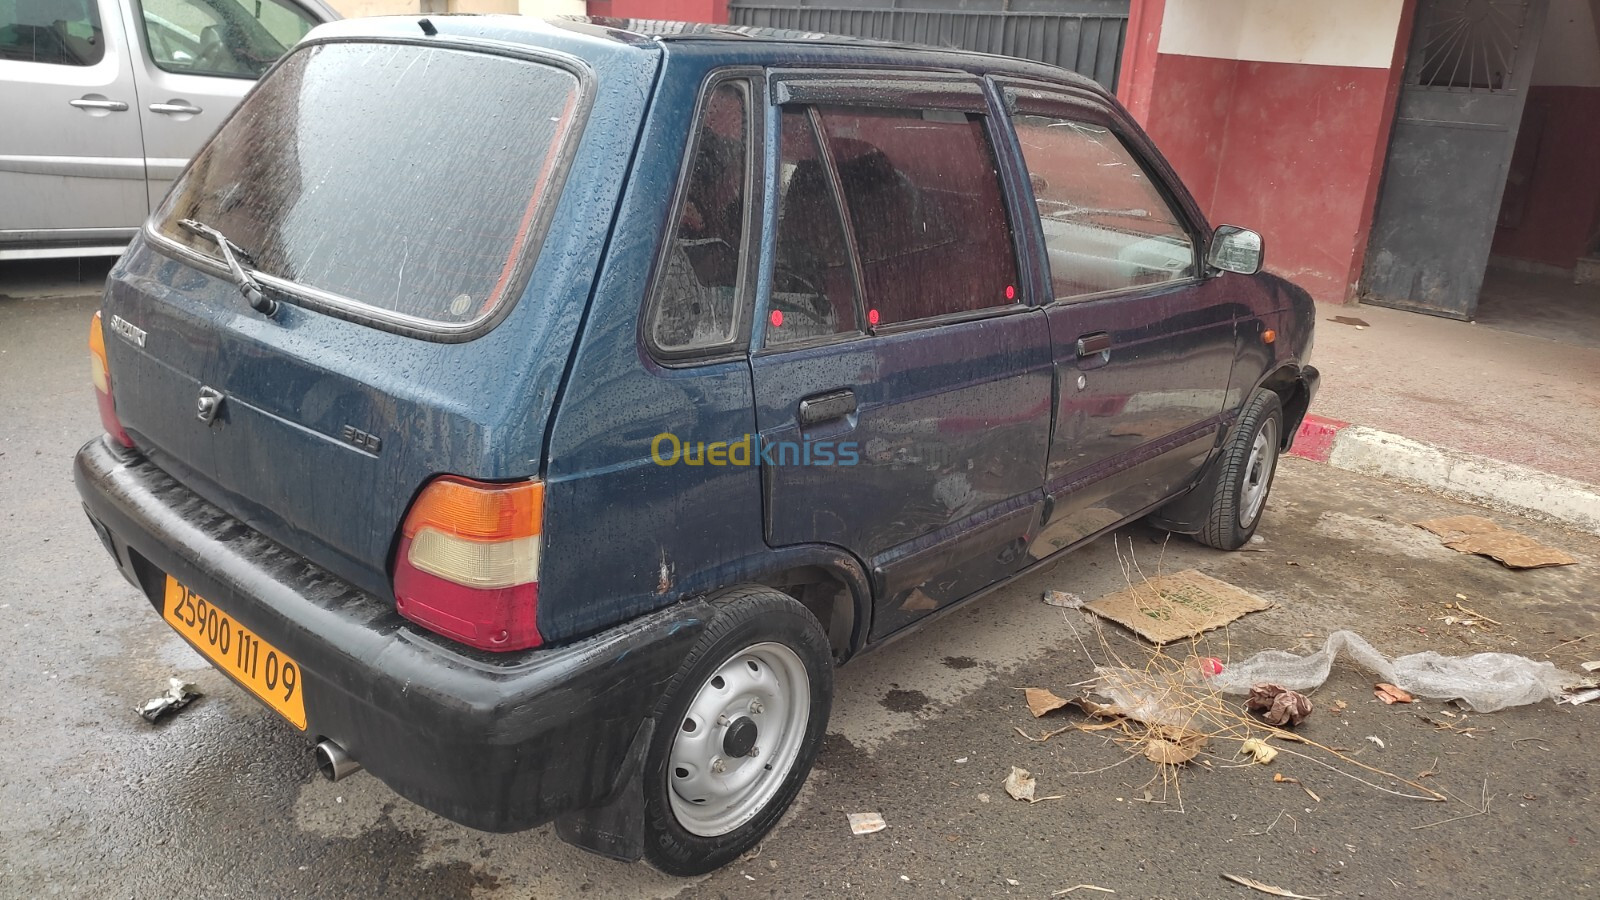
left=1240, top=417, right=1279, bottom=528
left=668, top=641, right=811, bottom=837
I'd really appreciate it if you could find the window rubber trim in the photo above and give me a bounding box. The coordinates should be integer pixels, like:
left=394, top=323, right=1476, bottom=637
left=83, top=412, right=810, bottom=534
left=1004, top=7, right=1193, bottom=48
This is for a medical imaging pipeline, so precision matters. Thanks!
left=642, top=67, right=764, bottom=366
left=142, top=35, right=596, bottom=344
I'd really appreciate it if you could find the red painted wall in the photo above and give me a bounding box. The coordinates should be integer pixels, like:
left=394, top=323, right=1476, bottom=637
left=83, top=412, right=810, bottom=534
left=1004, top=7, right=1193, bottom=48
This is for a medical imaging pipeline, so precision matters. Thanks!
left=1120, top=2, right=1415, bottom=304
left=1117, top=0, right=1167, bottom=123
left=1138, top=52, right=1235, bottom=213
left=1208, top=62, right=1400, bottom=302
left=1491, top=85, right=1600, bottom=269
left=587, top=0, right=728, bottom=23
left=1137, top=56, right=1400, bottom=303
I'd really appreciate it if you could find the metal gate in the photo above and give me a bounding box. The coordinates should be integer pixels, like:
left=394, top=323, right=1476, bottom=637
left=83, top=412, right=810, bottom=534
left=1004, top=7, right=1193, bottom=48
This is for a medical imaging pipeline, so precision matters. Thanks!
left=727, top=0, right=1130, bottom=90
left=1361, top=0, right=1550, bottom=319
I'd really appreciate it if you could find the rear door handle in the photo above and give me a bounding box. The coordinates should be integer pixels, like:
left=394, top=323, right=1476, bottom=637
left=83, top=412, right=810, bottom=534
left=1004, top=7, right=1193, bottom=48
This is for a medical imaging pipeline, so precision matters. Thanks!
left=69, top=98, right=128, bottom=111
left=798, top=389, right=857, bottom=427
left=149, top=102, right=203, bottom=115
left=1076, top=332, right=1112, bottom=357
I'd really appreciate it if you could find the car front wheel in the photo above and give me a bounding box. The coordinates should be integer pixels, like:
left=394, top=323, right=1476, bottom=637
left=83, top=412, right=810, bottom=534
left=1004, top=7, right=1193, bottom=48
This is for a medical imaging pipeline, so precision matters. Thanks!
left=1196, top=389, right=1283, bottom=550
left=641, top=586, right=833, bottom=876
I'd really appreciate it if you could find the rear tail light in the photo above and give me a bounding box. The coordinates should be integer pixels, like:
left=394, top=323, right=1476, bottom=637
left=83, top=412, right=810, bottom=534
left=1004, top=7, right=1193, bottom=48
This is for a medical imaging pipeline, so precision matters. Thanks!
left=392, top=476, right=544, bottom=651
left=88, top=312, right=135, bottom=449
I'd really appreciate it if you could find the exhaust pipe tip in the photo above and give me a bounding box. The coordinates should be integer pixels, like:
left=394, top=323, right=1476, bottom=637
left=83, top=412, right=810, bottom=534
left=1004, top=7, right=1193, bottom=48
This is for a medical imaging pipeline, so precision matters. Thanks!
left=315, top=739, right=363, bottom=782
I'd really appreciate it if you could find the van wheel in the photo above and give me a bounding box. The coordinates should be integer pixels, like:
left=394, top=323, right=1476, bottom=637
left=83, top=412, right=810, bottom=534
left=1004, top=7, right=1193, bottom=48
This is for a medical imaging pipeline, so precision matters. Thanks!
left=641, top=586, right=833, bottom=876
left=1196, top=389, right=1283, bottom=551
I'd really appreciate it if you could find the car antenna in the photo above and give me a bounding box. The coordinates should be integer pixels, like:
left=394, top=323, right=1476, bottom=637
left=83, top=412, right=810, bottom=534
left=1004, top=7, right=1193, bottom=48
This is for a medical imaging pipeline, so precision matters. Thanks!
left=419, top=18, right=437, bottom=36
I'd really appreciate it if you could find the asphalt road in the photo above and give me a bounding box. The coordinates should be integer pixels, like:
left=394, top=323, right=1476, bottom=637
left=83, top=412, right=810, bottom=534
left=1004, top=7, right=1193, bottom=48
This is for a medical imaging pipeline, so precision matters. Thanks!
left=3, top=282, right=1598, bottom=899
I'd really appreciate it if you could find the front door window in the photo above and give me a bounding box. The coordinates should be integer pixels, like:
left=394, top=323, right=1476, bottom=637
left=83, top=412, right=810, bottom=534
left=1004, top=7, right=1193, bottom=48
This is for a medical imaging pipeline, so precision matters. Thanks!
left=140, top=0, right=316, bottom=78
left=1011, top=114, right=1196, bottom=301
left=0, top=0, right=105, bottom=66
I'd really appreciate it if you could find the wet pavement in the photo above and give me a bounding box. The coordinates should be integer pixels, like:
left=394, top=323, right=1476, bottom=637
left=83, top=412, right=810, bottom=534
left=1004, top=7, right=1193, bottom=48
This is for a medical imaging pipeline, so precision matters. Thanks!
left=3, top=289, right=1598, bottom=898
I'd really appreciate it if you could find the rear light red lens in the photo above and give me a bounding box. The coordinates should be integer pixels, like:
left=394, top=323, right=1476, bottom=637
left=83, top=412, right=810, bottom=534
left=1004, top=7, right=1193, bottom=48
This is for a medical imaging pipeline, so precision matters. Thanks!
left=392, top=477, right=544, bottom=651
left=88, top=312, right=135, bottom=449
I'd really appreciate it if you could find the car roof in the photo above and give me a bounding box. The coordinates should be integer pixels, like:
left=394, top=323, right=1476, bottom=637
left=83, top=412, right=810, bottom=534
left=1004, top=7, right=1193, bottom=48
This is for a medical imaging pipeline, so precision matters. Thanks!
left=304, top=14, right=1105, bottom=97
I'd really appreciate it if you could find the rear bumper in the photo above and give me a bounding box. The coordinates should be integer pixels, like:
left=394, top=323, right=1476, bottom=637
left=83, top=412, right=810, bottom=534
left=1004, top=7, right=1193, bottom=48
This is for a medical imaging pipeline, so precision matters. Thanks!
left=74, top=436, right=708, bottom=832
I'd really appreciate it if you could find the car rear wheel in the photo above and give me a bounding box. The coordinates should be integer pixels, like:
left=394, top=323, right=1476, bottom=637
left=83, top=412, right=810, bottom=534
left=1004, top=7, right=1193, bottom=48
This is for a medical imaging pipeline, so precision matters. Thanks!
left=641, top=586, right=833, bottom=876
left=1196, top=389, right=1283, bottom=550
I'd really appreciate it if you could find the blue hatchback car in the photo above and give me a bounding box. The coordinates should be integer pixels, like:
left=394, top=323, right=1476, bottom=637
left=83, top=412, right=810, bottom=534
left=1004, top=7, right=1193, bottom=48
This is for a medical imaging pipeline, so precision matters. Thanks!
left=76, top=14, right=1318, bottom=875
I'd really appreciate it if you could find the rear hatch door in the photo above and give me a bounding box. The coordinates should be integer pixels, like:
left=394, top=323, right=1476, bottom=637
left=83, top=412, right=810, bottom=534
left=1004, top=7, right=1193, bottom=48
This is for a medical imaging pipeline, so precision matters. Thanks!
left=101, top=27, right=654, bottom=598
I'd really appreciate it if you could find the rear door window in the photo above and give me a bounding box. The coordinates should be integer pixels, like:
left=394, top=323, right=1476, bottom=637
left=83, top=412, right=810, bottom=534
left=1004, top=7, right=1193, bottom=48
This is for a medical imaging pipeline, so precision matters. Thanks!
left=1011, top=114, right=1196, bottom=301
left=153, top=42, right=584, bottom=334
left=648, top=79, right=752, bottom=356
left=765, top=106, right=860, bottom=347
left=0, top=0, right=105, bottom=66
left=816, top=106, right=1019, bottom=327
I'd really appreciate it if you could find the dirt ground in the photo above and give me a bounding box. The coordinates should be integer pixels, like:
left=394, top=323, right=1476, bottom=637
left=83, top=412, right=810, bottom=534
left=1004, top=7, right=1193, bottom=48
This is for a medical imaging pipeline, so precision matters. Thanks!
left=3, top=290, right=1597, bottom=898
left=682, top=462, right=1600, bottom=900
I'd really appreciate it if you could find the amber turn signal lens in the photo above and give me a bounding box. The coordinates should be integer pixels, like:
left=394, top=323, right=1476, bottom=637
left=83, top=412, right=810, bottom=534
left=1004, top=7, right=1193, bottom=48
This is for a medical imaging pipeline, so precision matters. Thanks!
left=1262, top=329, right=1277, bottom=344
left=401, top=476, right=543, bottom=541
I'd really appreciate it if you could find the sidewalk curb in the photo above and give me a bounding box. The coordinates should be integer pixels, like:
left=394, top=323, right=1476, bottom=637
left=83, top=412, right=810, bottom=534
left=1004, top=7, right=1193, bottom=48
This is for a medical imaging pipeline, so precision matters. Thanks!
left=1289, top=415, right=1600, bottom=536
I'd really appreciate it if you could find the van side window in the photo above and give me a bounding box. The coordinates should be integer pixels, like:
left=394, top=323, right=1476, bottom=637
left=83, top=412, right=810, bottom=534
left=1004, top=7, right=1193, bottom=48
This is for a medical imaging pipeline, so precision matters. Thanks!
left=141, top=0, right=317, bottom=79
left=0, top=0, right=105, bottom=66
left=766, top=107, right=860, bottom=347
left=816, top=106, right=1019, bottom=327
left=649, top=81, right=751, bottom=355
left=1011, top=115, right=1196, bottom=301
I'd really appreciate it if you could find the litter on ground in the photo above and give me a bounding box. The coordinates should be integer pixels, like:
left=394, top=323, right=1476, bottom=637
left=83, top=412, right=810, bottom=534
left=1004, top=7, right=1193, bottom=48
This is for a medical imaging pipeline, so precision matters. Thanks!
left=847, top=812, right=887, bottom=835
left=1374, top=683, right=1415, bottom=704
left=1414, top=515, right=1577, bottom=569
left=1208, top=630, right=1576, bottom=712
left=138, top=677, right=201, bottom=723
left=1245, top=683, right=1313, bottom=726
left=1023, top=687, right=1072, bottom=717
left=1084, top=570, right=1272, bottom=643
left=1003, top=765, right=1062, bottom=803
left=1044, top=590, right=1087, bottom=609
left=1221, top=871, right=1322, bottom=899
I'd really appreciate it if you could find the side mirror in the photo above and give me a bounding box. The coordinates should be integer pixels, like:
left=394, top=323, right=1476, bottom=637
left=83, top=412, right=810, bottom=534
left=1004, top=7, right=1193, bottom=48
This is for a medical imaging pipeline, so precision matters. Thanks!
left=1208, top=225, right=1263, bottom=275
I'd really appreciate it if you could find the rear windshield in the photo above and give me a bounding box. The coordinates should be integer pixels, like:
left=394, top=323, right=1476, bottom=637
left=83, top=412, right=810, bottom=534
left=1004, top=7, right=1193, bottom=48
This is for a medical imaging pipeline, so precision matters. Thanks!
left=153, top=41, right=583, bottom=331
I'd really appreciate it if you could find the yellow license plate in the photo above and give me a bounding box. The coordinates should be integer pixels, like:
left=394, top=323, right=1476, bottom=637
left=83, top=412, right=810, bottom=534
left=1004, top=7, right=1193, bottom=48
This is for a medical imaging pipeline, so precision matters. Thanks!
left=162, top=576, right=307, bottom=730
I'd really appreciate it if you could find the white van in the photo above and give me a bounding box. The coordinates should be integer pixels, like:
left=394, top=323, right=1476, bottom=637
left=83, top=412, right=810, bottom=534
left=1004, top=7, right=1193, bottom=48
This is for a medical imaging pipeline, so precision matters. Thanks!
left=0, top=0, right=337, bottom=259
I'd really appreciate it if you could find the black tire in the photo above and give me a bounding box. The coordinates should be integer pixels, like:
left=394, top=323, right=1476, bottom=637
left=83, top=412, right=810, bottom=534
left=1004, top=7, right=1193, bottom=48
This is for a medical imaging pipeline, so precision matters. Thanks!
left=641, top=586, right=833, bottom=876
left=1196, top=389, right=1284, bottom=550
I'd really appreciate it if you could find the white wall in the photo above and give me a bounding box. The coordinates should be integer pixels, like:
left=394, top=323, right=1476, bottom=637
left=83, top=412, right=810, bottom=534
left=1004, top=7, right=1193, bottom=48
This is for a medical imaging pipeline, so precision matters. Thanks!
left=330, top=0, right=582, bottom=17
left=518, top=0, right=585, bottom=16
left=1159, top=0, right=1405, bottom=69
left=1531, top=0, right=1600, bottom=86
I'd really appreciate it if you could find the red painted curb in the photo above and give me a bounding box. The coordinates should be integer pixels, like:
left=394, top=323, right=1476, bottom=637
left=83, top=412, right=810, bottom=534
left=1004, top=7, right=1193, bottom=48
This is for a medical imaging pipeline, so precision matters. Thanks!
left=1288, top=414, right=1350, bottom=463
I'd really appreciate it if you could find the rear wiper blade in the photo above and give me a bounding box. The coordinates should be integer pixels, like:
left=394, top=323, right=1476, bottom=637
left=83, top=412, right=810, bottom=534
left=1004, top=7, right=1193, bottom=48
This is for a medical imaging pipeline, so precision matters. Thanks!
left=179, top=219, right=278, bottom=316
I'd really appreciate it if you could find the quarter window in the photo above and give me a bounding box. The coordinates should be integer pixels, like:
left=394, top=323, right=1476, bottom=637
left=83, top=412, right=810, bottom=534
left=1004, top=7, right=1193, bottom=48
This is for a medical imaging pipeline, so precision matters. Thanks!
left=1012, top=115, right=1196, bottom=301
left=650, top=81, right=751, bottom=355
left=140, top=0, right=316, bottom=79
left=0, top=0, right=105, bottom=66
left=817, top=106, right=1019, bottom=327
left=765, top=107, right=860, bottom=347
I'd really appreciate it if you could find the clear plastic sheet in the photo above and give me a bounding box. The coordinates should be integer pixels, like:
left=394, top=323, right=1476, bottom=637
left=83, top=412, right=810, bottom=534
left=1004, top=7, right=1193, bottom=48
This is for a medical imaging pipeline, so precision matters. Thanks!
left=1209, top=630, right=1575, bottom=712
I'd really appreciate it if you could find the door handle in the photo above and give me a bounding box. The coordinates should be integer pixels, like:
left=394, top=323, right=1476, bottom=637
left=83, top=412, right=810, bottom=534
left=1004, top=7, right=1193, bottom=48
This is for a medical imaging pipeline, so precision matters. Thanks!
left=149, top=102, right=203, bottom=115
left=69, top=98, right=128, bottom=111
left=1076, top=332, right=1112, bottom=358
left=798, top=389, right=857, bottom=427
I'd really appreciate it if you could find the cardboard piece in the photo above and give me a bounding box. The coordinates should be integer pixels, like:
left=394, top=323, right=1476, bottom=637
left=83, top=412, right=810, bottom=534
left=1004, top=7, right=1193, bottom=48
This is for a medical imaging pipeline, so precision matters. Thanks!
left=847, top=812, right=886, bottom=835
left=1414, top=515, right=1577, bottom=569
left=1084, top=569, right=1272, bottom=644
